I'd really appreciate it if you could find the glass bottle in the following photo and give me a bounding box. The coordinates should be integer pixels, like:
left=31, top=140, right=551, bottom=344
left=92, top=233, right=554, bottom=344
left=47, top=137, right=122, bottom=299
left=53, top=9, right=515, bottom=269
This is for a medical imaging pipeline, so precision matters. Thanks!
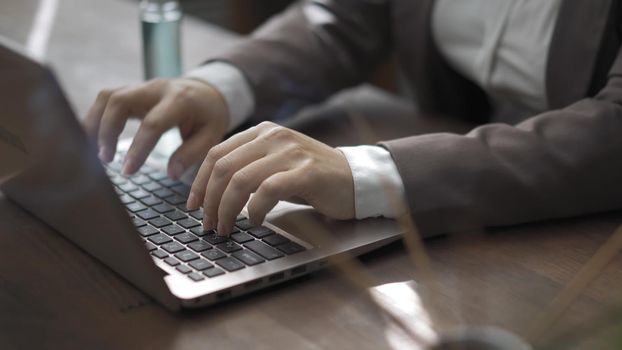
left=140, top=0, right=182, bottom=79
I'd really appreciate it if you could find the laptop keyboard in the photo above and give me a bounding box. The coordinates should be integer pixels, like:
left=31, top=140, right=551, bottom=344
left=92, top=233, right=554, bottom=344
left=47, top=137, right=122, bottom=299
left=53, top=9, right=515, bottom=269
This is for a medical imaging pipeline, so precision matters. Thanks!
left=104, top=157, right=306, bottom=282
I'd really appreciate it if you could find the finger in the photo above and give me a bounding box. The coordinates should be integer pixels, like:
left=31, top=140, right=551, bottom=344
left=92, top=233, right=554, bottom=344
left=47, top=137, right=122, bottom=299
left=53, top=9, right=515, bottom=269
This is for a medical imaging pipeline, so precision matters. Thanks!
left=122, top=96, right=180, bottom=175
left=246, top=169, right=304, bottom=227
left=216, top=152, right=292, bottom=235
left=201, top=136, right=272, bottom=230
left=97, top=86, right=157, bottom=162
left=83, top=88, right=116, bottom=141
left=167, top=127, right=220, bottom=180
left=187, top=124, right=262, bottom=211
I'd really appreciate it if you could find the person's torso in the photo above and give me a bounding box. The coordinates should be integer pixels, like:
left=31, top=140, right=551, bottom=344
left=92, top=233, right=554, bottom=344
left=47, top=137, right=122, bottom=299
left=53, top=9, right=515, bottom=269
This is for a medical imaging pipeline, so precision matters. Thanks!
left=431, top=0, right=562, bottom=124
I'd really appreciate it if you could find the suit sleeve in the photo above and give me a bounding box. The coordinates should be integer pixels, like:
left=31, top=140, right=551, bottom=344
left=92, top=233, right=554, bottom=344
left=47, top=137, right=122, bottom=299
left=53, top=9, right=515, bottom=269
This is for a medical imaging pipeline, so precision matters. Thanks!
left=380, top=44, right=622, bottom=237
left=209, top=0, right=392, bottom=122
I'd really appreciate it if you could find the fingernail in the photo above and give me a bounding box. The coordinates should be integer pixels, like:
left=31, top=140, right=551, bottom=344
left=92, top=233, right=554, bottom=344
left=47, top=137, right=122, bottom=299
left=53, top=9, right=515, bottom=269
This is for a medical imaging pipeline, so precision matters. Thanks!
left=169, top=161, right=184, bottom=180
left=203, top=217, right=212, bottom=230
left=217, top=223, right=228, bottom=237
left=186, top=193, right=198, bottom=210
left=122, top=156, right=135, bottom=176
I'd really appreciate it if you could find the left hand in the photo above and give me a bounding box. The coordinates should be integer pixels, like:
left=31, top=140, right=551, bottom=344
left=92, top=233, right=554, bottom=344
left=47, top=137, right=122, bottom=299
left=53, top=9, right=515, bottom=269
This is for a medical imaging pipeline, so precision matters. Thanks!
left=186, top=121, right=355, bottom=235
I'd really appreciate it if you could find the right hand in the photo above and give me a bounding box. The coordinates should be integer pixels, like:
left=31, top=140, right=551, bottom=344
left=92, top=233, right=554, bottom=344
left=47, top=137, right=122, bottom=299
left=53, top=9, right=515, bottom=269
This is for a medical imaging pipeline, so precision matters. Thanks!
left=83, top=78, right=230, bottom=179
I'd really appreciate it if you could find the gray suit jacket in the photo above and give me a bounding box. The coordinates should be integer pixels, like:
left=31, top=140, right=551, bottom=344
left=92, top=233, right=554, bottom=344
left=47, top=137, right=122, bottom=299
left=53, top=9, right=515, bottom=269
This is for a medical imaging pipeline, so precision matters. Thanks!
left=210, top=0, right=622, bottom=236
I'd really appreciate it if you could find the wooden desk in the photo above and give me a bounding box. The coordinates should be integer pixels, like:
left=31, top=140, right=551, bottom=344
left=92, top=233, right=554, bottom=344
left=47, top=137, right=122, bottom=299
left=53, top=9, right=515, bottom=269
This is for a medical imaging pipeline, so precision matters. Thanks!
left=1, top=1, right=622, bottom=349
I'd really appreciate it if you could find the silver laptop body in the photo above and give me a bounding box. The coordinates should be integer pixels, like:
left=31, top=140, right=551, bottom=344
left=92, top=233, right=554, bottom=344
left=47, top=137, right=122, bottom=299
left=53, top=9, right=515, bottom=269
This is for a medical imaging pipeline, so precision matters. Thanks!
left=0, top=37, right=404, bottom=310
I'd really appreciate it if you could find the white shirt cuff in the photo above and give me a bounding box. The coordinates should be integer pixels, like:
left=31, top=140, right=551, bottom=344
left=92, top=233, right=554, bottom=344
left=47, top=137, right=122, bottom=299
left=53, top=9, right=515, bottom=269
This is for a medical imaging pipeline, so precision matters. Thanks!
left=185, top=61, right=255, bottom=132
left=338, top=145, right=408, bottom=219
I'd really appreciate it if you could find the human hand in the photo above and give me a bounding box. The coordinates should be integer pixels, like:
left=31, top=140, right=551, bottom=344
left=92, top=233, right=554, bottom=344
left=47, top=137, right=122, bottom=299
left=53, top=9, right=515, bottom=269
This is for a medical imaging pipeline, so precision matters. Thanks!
left=83, top=78, right=229, bottom=179
left=186, top=121, right=355, bottom=235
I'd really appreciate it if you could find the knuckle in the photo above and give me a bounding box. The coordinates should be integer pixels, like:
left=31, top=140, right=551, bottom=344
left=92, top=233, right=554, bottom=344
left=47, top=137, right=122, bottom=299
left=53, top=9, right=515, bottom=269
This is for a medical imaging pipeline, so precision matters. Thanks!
left=259, top=179, right=279, bottom=198
left=206, top=145, right=223, bottom=163
left=230, top=171, right=250, bottom=191
left=96, top=89, right=113, bottom=101
left=258, top=121, right=276, bottom=129
left=285, top=143, right=307, bottom=159
left=212, top=157, right=232, bottom=178
left=107, top=91, right=128, bottom=108
left=263, top=126, right=291, bottom=141
left=172, top=85, right=196, bottom=104
left=141, top=118, right=164, bottom=133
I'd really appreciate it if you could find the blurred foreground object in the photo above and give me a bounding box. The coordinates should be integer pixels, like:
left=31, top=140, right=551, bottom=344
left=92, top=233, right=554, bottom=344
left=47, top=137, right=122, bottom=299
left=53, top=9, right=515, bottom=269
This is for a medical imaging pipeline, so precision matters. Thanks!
left=370, top=281, right=531, bottom=350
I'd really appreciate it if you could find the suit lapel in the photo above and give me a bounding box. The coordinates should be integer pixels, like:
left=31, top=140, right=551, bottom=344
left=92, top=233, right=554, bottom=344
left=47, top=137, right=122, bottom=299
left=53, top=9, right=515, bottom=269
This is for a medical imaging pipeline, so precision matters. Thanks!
left=546, top=0, right=613, bottom=109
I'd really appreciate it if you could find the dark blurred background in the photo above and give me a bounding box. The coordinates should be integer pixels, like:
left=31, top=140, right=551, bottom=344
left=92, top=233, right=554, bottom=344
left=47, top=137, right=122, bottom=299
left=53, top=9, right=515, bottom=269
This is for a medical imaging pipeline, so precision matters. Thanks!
left=176, top=0, right=294, bottom=34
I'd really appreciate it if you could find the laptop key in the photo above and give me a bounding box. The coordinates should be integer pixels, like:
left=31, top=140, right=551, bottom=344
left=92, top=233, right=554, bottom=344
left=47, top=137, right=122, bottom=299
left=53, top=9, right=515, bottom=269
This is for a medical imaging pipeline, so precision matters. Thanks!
left=139, top=164, right=156, bottom=174
left=148, top=233, right=172, bottom=245
left=162, top=224, right=185, bottom=236
left=137, top=209, right=160, bottom=220
left=140, top=195, right=162, bottom=206
left=110, top=176, right=126, bottom=186
left=165, top=195, right=187, bottom=205
left=178, top=218, right=200, bottom=229
left=153, top=203, right=175, bottom=213
left=175, top=250, right=199, bottom=262
left=159, top=178, right=181, bottom=187
left=216, top=241, right=242, bottom=253
left=263, top=234, right=290, bottom=246
left=130, top=174, right=151, bottom=185
left=171, top=183, right=191, bottom=197
left=130, top=189, right=150, bottom=200
left=161, top=242, right=185, bottom=253
left=132, top=218, right=146, bottom=227
left=154, top=188, right=174, bottom=198
left=176, top=203, right=192, bottom=212
left=232, top=250, right=265, bottom=266
left=203, top=267, right=225, bottom=278
left=235, top=219, right=254, bottom=231
left=244, top=240, right=284, bottom=260
left=216, top=257, right=245, bottom=272
left=119, top=194, right=135, bottom=204
left=148, top=171, right=168, bottom=181
left=176, top=265, right=192, bottom=274
left=202, top=249, right=226, bottom=261
left=142, top=181, right=162, bottom=192
left=126, top=202, right=147, bottom=213
left=188, top=259, right=213, bottom=271
left=190, top=227, right=208, bottom=236
left=175, top=232, right=199, bottom=244
left=151, top=249, right=168, bottom=259
left=137, top=225, right=159, bottom=237
left=277, top=241, right=306, bottom=255
left=165, top=210, right=186, bottom=221
left=188, top=241, right=211, bottom=252
left=145, top=242, right=157, bottom=251
left=107, top=162, right=122, bottom=172
left=164, top=257, right=180, bottom=266
left=149, top=216, right=172, bottom=228
left=190, top=209, right=203, bottom=220
left=203, top=232, right=228, bottom=245
left=247, top=226, right=275, bottom=239
left=231, top=232, right=254, bottom=244
left=188, top=272, right=205, bottom=282
left=119, top=182, right=138, bottom=193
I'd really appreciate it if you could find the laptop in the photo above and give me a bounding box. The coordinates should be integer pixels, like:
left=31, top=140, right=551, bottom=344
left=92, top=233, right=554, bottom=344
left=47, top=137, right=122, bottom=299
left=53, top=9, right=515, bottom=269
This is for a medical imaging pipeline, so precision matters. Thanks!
left=0, top=37, right=405, bottom=310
